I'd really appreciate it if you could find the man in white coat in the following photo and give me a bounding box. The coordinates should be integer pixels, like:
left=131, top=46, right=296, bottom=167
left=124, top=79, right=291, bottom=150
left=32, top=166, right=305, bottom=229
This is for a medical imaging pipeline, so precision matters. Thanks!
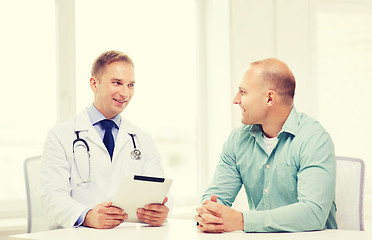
left=40, top=50, right=170, bottom=229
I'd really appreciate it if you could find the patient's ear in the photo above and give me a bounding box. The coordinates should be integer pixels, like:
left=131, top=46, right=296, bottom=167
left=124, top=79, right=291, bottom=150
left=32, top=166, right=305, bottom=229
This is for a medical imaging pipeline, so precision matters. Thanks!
left=266, top=90, right=276, bottom=106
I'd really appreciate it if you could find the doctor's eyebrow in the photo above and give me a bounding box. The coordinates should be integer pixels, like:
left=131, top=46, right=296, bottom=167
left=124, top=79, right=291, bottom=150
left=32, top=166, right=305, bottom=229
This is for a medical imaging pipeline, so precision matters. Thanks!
left=111, top=78, right=135, bottom=84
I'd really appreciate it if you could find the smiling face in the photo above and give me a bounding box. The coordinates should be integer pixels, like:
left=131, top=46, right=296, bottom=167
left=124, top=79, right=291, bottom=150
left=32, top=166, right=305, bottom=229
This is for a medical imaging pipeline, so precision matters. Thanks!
left=90, top=61, right=135, bottom=119
left=233, top=65, right=268, bottom=125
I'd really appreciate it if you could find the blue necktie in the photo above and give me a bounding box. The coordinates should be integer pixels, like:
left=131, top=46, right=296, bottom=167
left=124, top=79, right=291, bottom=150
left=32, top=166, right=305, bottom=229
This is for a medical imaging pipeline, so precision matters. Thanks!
left=100, top=119, right=115, bottom=160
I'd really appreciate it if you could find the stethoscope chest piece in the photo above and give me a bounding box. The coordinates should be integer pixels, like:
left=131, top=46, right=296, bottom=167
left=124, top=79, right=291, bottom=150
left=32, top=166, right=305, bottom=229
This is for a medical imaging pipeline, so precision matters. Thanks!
left=131, top=149, right=142, bottom=160
left=129, top=133, right=142, bottom=160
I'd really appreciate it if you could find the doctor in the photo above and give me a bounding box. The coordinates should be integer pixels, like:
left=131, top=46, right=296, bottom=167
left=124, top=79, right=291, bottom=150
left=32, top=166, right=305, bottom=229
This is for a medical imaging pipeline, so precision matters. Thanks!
left=40, top=50, right=171, bottom=229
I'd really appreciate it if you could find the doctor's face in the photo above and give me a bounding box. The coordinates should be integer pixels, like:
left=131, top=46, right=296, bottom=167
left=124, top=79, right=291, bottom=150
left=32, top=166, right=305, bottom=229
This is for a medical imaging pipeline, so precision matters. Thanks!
left=90, top=61, right=135, bottom=119
left=233, top=66, right=268, bottom=125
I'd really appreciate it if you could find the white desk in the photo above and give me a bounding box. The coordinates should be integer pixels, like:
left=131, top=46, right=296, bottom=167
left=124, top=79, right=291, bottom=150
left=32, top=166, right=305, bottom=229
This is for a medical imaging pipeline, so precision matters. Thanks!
left=9, top=219, right=372, bottom=240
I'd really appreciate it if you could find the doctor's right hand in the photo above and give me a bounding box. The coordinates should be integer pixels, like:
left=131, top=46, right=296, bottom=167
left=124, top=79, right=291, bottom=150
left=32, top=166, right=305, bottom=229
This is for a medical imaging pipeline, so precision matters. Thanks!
left=83, top=202, right=128, bottom=229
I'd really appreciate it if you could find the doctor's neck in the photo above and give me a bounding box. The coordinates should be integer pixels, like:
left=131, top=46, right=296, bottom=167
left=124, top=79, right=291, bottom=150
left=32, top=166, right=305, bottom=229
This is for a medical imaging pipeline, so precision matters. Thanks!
left=93, top=103, right=119, bottom=120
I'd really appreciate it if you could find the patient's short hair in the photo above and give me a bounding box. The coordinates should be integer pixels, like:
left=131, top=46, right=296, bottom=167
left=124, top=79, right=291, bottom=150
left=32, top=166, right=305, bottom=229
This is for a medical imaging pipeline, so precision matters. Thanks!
left=251, top=58, right=296, bottom=103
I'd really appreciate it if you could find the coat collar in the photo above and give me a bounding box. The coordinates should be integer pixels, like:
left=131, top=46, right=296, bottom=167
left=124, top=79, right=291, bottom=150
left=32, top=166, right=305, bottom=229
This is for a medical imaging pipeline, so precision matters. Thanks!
left=74, top=109, right=138, bottom=134
left=74, top=109, right=94, bottom=132
left=74, top=109, right=138, bottom=161
left=74, top=109, right=103, bottom=148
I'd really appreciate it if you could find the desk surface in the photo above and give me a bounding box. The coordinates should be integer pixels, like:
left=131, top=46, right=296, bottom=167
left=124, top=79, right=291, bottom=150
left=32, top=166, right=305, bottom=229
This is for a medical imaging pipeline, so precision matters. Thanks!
left=9, top=219, right=372, bottom=240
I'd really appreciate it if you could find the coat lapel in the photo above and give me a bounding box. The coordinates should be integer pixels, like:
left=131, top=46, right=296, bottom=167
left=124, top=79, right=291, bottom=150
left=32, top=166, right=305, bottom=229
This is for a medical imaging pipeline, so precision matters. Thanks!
left=74, top=109, right=105, bottom=151
left=112, top=118, right=134, bottom=162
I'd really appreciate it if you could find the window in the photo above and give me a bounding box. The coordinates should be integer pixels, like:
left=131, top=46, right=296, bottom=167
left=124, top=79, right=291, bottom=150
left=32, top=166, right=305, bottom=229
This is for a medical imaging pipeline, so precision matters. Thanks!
left=0, top=0, right=56, bottom=214
left=315, top=2, right=372, bottom=195
left=75, top=0, right=197, bottom=204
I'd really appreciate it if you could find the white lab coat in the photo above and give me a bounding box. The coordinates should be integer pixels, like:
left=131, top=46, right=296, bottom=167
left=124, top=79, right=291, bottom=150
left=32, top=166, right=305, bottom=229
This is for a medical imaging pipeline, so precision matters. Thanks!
left=39, top=109, right=170, bottom=228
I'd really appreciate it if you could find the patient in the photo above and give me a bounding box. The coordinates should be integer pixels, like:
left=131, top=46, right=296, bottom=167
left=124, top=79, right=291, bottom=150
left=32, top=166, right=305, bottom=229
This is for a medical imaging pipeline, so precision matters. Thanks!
left=195, top=58, right=337, bottom=233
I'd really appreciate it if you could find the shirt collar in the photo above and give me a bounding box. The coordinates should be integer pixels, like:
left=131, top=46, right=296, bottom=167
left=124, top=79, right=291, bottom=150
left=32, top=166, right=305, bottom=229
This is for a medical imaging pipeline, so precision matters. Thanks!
left=87, top=104, right=121, bottom=129
left=250, top=124, right=263, bottom=138
left=249, top=106, right=299, bottom=138
left=278, top=106, right=299, bottom=137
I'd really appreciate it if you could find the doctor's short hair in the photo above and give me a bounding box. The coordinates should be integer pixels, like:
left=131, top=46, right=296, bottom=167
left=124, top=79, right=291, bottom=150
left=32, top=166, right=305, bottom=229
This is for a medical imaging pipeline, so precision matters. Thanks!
left=91, top=50, right=134, bottom=79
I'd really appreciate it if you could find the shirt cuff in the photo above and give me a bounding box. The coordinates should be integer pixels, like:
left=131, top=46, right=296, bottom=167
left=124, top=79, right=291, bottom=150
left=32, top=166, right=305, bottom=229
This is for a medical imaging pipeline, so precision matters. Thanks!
left=242, top=210, right=267, bottom=232
left=74, top=208, right=91, bottom=227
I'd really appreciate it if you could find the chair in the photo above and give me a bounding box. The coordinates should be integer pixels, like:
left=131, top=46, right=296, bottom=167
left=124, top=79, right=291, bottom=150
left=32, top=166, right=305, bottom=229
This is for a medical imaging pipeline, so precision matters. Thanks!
left=24, top=156, right=49, bottom=233
left=335, top=156, right=365, bottom=231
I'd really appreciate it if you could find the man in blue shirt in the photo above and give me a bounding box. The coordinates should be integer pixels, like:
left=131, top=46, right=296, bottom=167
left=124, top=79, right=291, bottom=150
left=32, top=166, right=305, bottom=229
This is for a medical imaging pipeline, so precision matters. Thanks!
left=195, top=58, right=337, bottom=233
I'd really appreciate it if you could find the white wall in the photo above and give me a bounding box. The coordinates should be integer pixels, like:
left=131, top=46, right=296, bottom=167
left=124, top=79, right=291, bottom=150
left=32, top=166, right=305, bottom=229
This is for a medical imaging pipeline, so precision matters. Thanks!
left=197, top=0, right=233, bottom=193
left=230, top=0, right=315, bottom=125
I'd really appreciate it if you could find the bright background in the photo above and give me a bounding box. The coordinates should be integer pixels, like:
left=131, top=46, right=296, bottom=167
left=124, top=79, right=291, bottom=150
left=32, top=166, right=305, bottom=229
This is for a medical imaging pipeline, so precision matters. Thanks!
left=1, top=0, right=372, bottom=237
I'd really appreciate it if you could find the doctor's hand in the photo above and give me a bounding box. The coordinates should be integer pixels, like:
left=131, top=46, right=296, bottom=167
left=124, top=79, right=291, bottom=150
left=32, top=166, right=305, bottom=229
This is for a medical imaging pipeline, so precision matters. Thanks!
left=136, top=197, right=169, bottom=227
left=195, top=194, right=244, bottom=233
left=83, top=202, right=127, bottom=229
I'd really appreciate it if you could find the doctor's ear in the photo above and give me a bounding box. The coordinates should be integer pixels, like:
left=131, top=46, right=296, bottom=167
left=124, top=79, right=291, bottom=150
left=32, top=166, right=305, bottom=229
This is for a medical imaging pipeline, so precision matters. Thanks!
left=90, top=77, right=98, bottom=93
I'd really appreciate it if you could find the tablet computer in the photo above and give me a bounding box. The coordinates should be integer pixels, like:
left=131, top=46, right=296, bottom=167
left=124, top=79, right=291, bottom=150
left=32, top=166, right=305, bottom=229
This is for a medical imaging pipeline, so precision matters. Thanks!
left=112, top=175, right=173, bottom=223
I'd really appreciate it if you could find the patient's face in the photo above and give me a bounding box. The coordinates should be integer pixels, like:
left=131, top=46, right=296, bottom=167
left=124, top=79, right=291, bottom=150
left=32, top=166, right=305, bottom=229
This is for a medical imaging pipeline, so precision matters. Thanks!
left=234, top=66, right=268, bottom=125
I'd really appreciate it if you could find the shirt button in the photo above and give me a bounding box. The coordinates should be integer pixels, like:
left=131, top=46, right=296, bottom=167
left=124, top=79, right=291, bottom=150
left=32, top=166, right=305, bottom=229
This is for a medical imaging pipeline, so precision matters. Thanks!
left=266, top=164, right=270, bottom=169
left=264, top=188, right=268, bottom=193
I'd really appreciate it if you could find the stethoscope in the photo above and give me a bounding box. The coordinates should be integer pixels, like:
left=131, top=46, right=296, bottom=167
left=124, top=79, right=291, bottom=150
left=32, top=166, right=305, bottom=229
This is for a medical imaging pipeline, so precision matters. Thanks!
left=72, top=130, right=142, bottom=184
left=128, top=133, right=142, bottom=160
